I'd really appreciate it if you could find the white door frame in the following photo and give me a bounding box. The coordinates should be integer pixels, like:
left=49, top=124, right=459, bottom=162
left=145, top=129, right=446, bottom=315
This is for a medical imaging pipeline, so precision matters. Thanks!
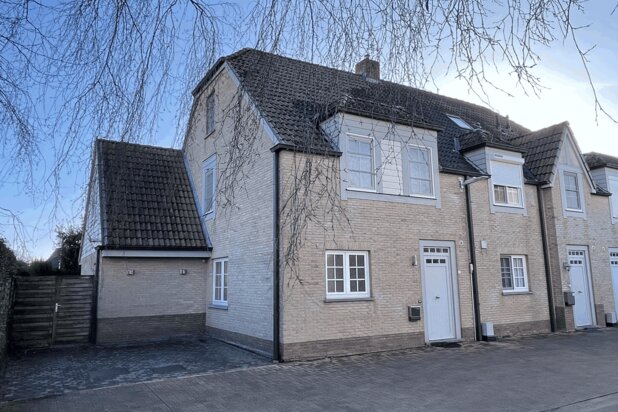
left=420, top=240, right=461, bottom=343
left=567, top=245, right=596, bottom=328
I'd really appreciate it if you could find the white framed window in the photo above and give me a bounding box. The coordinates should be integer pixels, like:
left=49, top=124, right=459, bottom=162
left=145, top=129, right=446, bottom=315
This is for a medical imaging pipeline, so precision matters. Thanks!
left=212, top=258, right=228, bottom=305
left=501, top=255, right=528, bottom=292
left=203, top=155, right=216, bottom=216
left=347, top=136, right=375, bottom=190
left=206, top=93, right=215, bottom=135
left=325, top=251, right=370, bottom=299
left=563, top=171, right=582, bottom=211
left=446, top=114, right=473, bottom=130
left=610, top=177, right=618, bottom=219
left=490, top=160, right=523, bottom=208
left=408, top=146, right=434, bottom=197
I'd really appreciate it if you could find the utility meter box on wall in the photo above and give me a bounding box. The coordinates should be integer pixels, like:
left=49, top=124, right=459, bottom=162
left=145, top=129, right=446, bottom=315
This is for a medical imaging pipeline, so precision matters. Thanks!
left=408, top=306, right=421, bottom=322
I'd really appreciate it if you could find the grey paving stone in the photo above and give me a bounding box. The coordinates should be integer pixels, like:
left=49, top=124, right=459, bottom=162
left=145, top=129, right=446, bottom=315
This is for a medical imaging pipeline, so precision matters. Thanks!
left=0, top=338, right=268, bottom=403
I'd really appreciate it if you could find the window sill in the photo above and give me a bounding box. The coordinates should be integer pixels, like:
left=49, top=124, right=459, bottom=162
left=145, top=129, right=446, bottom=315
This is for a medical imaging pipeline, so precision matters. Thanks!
left=347, top=187, right=377, bottom=193
left=209, top=303, right=228, bottom=310
left=324, top=297, right=374, bottom=303
left=565, top=208, right=584, bottom=213
left=409, top=193, right=436, bottom=200
left=493, top=203, right=524, bottom=209
left=502, top=291, right=532, bottom=296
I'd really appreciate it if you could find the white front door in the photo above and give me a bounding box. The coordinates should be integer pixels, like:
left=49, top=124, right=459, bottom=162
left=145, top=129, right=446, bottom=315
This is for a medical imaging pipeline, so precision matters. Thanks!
left=422, top=245, right=457, bottom=341
left=610, top=250, right=618, bottom=315
left=569, top=249, right=594, bottom=328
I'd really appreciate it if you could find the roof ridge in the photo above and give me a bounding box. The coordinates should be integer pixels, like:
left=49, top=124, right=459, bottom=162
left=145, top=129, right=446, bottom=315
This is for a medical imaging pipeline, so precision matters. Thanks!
left=230, top=48, right=530, bottom=132
left=97, top=138, right=181, bottom=153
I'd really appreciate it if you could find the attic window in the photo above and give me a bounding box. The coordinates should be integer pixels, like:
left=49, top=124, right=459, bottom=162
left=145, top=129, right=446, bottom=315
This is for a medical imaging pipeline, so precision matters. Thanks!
left=447, top=115, right=472, bottom=130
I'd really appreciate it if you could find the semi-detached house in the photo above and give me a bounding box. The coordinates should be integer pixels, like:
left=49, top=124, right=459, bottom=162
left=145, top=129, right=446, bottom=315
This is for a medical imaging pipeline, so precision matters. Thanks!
left=79, top=49, right=618, bottom=360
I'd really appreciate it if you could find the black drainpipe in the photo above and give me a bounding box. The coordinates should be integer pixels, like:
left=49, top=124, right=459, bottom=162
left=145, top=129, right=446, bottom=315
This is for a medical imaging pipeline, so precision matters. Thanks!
left=537, top=186, right=557, bottom=332
left=90, top=247, right=101, bottom=343
left=272, top=150, right=281, bottom=361
left=464, top=178, right=482, bottom=341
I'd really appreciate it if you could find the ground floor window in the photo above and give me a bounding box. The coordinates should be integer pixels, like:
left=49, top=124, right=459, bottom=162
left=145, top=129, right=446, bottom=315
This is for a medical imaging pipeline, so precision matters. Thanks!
left=501, top=255, right=528, bottom=292
left=325, top=251, right=370, bottom=299
left=212, top=258, right=228, bottom=305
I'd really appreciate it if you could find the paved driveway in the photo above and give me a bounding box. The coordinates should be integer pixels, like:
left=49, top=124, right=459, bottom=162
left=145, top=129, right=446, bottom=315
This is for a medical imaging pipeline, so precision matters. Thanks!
left=4, top=329, right=618, bottom=411
left=0, top=338, right=268, bottom=403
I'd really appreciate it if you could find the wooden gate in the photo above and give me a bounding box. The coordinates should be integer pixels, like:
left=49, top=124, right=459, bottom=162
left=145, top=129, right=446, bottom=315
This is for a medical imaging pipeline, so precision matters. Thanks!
left=10, top=276, right=95, bottom=349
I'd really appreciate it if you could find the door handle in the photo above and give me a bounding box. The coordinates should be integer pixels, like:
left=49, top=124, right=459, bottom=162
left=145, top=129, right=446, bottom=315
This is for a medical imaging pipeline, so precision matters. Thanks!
left=435, top=296, right=441, bottom=299
left=54, top=303, right=61, bottom=313
left=578, top=291, right=583, bottom=294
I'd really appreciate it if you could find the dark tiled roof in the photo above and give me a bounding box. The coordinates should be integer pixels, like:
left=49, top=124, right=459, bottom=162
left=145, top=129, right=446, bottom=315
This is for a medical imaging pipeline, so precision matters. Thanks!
left=584, top=152, right=618, bottom=170
left=97, top=139, right=207, bottom=249
left=459, top=130, right=525, bottom=154
left=508, top=122, right=567, bottom=184
left=223, top=49, right=533, bottom=176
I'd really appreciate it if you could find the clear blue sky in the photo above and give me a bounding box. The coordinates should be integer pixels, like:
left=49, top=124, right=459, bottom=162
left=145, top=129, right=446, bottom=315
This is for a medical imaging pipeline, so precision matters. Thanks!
left=2, top=2, right=617, bottom=260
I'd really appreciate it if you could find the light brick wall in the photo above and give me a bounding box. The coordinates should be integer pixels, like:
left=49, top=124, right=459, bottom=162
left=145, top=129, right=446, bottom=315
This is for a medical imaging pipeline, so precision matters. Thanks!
left=98, top=258, right=207, bottom=318
left=469, top=182, right=550, bottom=328
left=80, top=251, right=97, bottom=277
left=183, top=65, right=274, bottom=342
left=544, top=171, right=618, bottom=329
left=278, top=151, right=475, bottom=345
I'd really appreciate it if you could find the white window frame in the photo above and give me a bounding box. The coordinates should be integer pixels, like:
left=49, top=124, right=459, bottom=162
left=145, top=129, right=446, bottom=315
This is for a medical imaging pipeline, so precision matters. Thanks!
left=500, top=255, right=529, bottom=293
left=206, top=93, right=215, bottom=135
left=407, top=145, right=435, bottom=198
left=325, top=251, right=371, bottom=300
left=609, top=176, right=618, bottom=219
left=563, top=171, right=582, bottom=211
left=490, top=160, right=524, bottom=208
left=203, top=155, right=216, bottom=218
left=346, top=135, right=376, bottom=192
left=212, top=258, right=228, bottom=306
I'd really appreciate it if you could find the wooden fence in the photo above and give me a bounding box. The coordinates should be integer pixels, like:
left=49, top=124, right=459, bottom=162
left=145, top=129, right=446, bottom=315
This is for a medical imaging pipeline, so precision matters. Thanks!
left=10, top=276, right=95, bottom=349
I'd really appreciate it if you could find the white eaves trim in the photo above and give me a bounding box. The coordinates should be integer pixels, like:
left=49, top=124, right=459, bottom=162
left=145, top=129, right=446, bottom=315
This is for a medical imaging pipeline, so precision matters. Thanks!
left=101, top=250, right=211, bottom=258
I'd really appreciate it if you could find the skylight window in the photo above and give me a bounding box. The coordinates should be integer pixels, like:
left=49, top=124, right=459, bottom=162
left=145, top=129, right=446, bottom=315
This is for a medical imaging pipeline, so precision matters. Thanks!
left=447, top=114, right=473, bottom=130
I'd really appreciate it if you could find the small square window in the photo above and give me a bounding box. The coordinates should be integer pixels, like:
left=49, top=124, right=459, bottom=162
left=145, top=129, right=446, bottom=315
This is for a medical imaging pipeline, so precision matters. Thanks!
left=325, top=251, right=370, bottom=299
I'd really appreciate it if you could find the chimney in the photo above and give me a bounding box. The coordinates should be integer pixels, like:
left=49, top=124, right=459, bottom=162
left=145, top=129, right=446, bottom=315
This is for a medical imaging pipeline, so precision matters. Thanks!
left=355, top=54, right=380, bottom=81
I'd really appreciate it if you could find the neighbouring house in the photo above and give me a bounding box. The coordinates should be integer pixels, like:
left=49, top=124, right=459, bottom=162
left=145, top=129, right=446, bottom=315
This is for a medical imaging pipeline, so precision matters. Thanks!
left=47, top=248, right=62, bottom=271
left=80, top=49, right=618, bottom=359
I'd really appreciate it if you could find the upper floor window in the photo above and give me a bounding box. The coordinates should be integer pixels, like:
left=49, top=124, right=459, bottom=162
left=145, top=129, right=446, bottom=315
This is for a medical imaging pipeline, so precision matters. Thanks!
left=446, top=114, right=472, bottom=130
left=347, top=136, right=375, bottom=190
left=501, top=255, right=528, bottom=292
left=408, top=146, right=433, bottom=196
left=563, top=171, right=582, bottom=211
left=325, top=251, right=370, bottom=299
left=490, top=160, right=523, bottom=208
left=203, top=155, right=216, bottom=216
left=206, top=93, right=215, bottom=135
left=609, top=177, right=618, bottom=219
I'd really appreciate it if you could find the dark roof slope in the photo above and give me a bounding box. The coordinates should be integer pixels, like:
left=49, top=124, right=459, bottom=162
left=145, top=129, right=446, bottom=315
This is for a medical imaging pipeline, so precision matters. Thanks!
left=97, top=139, right=207, bottom=249
left=584, top=152, right=618, bottom=170
left=223, top=49, right=531, bottom=176
left=508, top=122, right=566, bottom=184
